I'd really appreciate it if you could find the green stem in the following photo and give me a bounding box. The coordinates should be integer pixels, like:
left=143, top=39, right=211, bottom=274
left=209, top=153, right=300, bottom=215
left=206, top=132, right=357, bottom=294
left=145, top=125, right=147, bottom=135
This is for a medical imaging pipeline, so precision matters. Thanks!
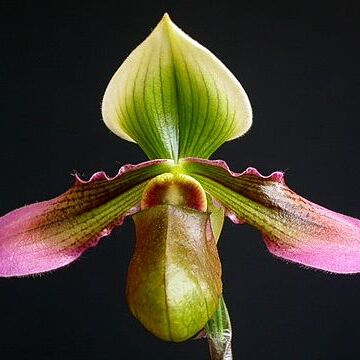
left=205, top=296, right=233, bottom=360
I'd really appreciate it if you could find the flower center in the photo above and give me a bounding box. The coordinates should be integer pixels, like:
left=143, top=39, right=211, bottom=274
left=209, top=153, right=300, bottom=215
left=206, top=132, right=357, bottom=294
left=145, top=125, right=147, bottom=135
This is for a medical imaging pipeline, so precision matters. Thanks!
left=141, top=173, right=207, bottom=211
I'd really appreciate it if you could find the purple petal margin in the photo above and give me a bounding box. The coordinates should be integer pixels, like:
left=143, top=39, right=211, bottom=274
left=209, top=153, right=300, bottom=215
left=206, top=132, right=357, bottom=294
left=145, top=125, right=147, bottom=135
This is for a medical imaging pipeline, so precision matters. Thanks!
left=0, top=160, right=172, bottom=277
left=182, top=158, right=360, bottom=273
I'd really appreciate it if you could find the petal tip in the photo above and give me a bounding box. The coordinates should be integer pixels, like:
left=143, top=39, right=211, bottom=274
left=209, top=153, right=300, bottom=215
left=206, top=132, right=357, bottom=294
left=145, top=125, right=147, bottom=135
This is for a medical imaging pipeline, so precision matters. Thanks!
left=182, top=158, right=360, bottom=274
left=0, top=159, right=172, bottom=277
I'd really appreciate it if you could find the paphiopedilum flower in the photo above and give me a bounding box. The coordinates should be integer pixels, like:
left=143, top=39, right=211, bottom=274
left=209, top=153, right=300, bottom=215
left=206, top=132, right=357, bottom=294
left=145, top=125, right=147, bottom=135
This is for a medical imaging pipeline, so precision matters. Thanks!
left=1, top=13, right=359, bottom=359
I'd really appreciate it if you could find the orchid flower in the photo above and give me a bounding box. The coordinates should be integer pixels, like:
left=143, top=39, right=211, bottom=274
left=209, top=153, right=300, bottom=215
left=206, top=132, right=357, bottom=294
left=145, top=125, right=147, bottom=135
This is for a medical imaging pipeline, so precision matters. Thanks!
left=1, top=13, right=359, bottom=360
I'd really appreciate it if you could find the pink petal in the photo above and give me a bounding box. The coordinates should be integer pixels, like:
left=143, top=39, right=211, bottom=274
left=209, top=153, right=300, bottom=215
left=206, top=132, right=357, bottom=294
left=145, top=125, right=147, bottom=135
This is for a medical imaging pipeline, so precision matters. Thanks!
left=182, top=158, right=360, bottom=273
left=263, top=203, right=360, bottom=273
left=0, top=160, right=172, bottom=277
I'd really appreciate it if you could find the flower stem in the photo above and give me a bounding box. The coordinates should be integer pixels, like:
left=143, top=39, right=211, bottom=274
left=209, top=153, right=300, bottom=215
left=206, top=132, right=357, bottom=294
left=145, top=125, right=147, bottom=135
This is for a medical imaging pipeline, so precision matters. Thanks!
left=205, top=296, right=233, bottom=360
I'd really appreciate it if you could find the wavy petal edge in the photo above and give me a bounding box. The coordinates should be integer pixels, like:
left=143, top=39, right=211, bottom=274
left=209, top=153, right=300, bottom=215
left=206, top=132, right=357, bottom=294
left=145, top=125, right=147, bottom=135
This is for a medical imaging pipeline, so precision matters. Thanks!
left=181, top=158, right=360, bottom=274
left=0, top=159, right=173, bottom=277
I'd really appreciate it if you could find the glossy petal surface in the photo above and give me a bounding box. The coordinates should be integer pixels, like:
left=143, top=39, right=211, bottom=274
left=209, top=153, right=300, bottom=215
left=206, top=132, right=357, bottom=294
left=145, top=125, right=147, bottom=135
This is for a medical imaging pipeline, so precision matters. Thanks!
left=0, top=160, right=173, bottom=277
left=127, top=205, right=222, bottom=342
left=102, top=14, right=252, bottom=160
left=182, top=158, right=360, bottom=273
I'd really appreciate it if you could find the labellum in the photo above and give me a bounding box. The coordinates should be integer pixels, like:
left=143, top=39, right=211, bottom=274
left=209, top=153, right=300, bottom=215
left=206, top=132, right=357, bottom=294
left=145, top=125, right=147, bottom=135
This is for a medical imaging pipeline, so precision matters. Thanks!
left=127, top=173, right=222, bottom=341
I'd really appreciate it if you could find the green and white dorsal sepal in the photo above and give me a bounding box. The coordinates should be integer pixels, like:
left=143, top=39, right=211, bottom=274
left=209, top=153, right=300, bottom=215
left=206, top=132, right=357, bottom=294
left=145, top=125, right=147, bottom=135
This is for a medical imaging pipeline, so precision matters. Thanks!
left=102, top=14, right=252, bottom=161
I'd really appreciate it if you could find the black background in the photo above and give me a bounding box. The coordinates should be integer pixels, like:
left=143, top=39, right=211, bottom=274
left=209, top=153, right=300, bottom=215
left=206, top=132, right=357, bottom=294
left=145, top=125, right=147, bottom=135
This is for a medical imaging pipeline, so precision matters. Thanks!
left=1, top=1, right=360, bottom=359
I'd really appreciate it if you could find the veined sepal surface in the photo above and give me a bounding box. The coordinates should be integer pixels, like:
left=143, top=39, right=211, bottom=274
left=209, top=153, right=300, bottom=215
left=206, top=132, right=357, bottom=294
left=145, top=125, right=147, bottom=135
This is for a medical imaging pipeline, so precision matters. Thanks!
left=102, top=14, right=252, bottom=161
